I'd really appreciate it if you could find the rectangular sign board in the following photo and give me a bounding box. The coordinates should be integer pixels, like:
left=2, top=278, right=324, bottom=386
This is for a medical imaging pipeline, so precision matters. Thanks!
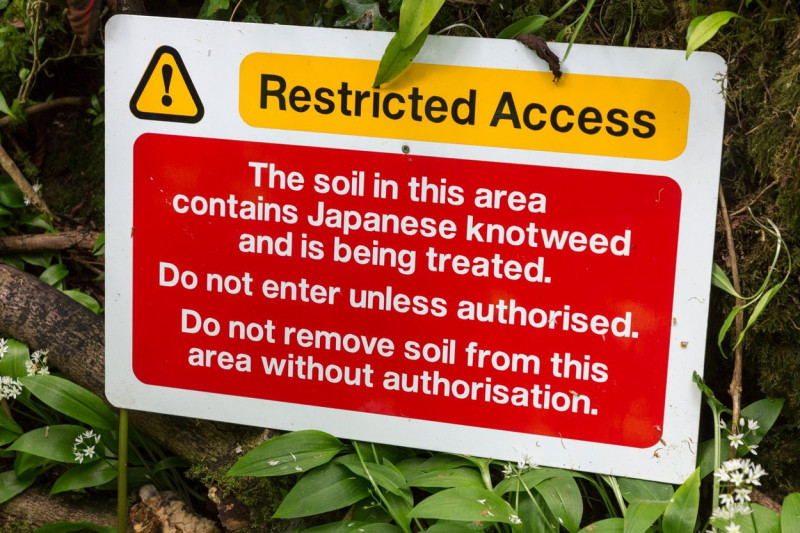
left=106, top=15, right=726, bottom=483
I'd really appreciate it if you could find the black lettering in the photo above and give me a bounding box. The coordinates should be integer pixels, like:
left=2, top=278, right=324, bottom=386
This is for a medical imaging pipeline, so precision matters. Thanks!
left=383, top=93, right=405, bottom=120
left=578, top=107, right=602, bottom=134
left=260, top=74, right=286, bottom=110
left=452, top=90, right=476, bottom=125
left=425, top=96, right=448, bottom=123
left=354, top=90, right=371, bottom=117
left=606, top=108, right=629, bottom=137
left=550, top=104, right=574, bottom=133
left=314, top=87, right=335, bottom=114
left=633, top=110, right=656, bottom=138
left=289, top=85, right=310, bottom=112
left=490, top=92, right=521, bottom=128
left=522, top=102, right=546, bottom=130
left=408, top=87, right=424, bottom=121
left=338, top=82, right=353, bottom=116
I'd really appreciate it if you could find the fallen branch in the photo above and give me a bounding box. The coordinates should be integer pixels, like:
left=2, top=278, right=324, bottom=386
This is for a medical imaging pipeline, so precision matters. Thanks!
left=0, top=141, right=51, bottom=216
left=0, top=96, right=90, bottom=129
left=0, top=229, right=100, bottom=253
left=0, top=484, right=116, bottom=529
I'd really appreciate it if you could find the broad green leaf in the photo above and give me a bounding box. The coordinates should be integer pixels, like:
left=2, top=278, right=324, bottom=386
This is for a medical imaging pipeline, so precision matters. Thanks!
left=39, top=264, right=68, bottom=287
left=20, top=375, right=117, bottom=430
left=228, top=430, right=344, bottom=477
left=685, top=11, right=740, bottom=58
left=578, top=518, right=624, bottom=532
left=19, top=213, right=54, bottom=231
left=0, top=404, right=23, bottom=434
left=424, top=524, right=479, bottom=532
left=408, top=486, right=519, bottom=524
left=711, top=263, right=741, bottom=298
left=304, top=522, right=402, bottom=533
left=782, top=493, right=800, bottom=533
left=14, top=451, right=51, bottom=475
left=0, top=428, right=20, bottom=446
left=624, top=500, right=668, bottom=533
left=197, top=0, right=230, bottom=18
left=0, top=92, right=13, bottom=117
left=536, top=475, right=583, bottom=533
left=0, top=469, right=36, bottom=504
left=662, top=468, right=699, bottom=533
left=617, top=477, right=674, bottom=503
left=50, top=459, right=118, bottom=495
left=517, top=492, right=556, bottom=532
left=0, top=338, right=29, bottom=379
left=273, top=462, right=370, bottom=518
left=737, top=503, right=780, bottom=533
left=92, top=233, right=105, bottom=255
left=8, top=425, right=87, bottom=463
left=418, top=454, right=474, bottom=471
left=497, top=15, right=549, bottom=39
left=0, top=175, right=25, bottom=208
left=373, top=26, right=429, bottom=88
left=19, top=252, right=53, bottom=268
left=61, top=289, right=102, bottom=313
left=740, top=398, right=783, bottom=450
left=33, top=522, right=116, bottom=533
left=337, top=454, right=408, bottom=499
left=151, top=455, right=190, bottom=474
left=398, top=0, right=445, bottom=49
left=406, top=467, right=484, bottom=489
left=494, top=468, right=563, bottom=496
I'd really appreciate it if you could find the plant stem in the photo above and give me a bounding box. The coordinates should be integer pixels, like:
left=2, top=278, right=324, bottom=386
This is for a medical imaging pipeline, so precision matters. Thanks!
left=118, top=408, right=129, bottom=532
left=718, top=184, right=745, bottom=459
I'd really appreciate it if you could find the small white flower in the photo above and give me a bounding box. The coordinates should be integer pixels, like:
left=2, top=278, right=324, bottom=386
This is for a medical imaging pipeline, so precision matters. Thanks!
left=747, top=444, right=758, bottom=456
left=25, top=349, right=50, bottom=376
left=508, top=514, right=522, bottom=525
left=719, top=493, right=735, bottom=506
left=728, top=433, right=744, bottom=449
left=72, top=430, right=102, bottom=464
left=718, top=417, right=727, bottom=429
left=0, top=338, right=8, bottom=359
left=746, top=419, right=760, bottom=431
left=725, top=523, right=742, bottom=533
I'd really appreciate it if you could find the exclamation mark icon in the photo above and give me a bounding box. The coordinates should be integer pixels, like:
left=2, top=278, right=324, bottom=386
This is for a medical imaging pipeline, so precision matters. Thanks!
left=161, top=64, right=173, bottom=107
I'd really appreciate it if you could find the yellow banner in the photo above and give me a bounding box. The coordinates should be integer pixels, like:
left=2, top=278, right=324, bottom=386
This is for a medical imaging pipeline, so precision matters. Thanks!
left=239, top=53, right=690, bottom=161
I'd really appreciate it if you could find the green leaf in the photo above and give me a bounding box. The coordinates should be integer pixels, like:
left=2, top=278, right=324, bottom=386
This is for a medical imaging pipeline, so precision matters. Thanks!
left=617, top=477, right=674, bottom=503
left=738, top=503, right=780, bottom=533
left=0, top=92, right=15, bottom=118
left=39, top=263, right=69, bottom=286
left=662, top=468, right=700, bottom=533
left=50, top=459, right=118, bottom=495
left=711, top=263, right=741, bottom=298
left=0, top=402, right=23, bottom=435
left=494, top=467, right=570, bottom=496
left=197, top=0, right=230, bottom=18
left=398, top=0, right=445, bottom=48
left=0, top=175, right=25, bottom=208
left=0, top=428, right=20, bottom=446
left=782, top=493, right=800, bottom=533
left=425, top=524, right=480, bottom=532
left=273, top=462, right=370, bottom=518
left=14, top=451, right=51, bottom=476
left=92, top=233, right=105, bottom=255
left=227, top=430, right=344, bottom=477
left=408, top=486, right=519, bottom=524
left=740, top=398, right=783, bottom=449
left=685, top=11, right=740, bottom=58
left=536, top=475, right=583, bottom=533
left=8, top=425, right=87, bottom=463
left=0, top=339, right=29, bottom=379
left=61, top=289, right=102, bottom=313
left=405, top=466, right=484, bottom=489
left=692, top=372, right=729, bottom=416
left=497, top=15, right=549, bottom=39
left=624, top=500, right=668, bottom=533
left=33, top=522, right=116, bottom=533
left=303, top=522, right=403, bottom=533
left=373, top=27, right=430, bottom=88
left=337, top=454, right=408, bottom=499
left=578, top=518, right=624, bottom=532
left=0, top=469, right=36, bottom=505
left=20, top=375, right=118, bottom=431
left=19, top=252, right=53, bottom=268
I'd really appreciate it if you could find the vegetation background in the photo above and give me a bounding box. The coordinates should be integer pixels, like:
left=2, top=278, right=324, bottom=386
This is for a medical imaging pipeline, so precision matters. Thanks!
left=0, top=0, right=798, bottom=530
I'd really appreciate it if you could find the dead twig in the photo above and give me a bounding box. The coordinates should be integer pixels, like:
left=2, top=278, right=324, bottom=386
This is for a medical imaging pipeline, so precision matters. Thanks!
left=718, top=184, right=745, bottom=459
left=0, top=141, right=51, bottom=216
left=0, top=96, right=89, bottom=129
left=517, top=34, right=562, bottom=81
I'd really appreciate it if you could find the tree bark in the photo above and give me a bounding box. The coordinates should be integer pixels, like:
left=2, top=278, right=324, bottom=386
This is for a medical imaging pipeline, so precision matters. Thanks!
left=0, top=264, right=265, bottom=464
left=0, top=229, right=101, bottom=253
left=0, top=485, right=116, bottom=529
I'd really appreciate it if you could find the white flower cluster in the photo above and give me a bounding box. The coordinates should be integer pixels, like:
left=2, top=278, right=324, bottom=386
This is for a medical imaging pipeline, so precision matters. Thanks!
left=0, top=375, right=23, bottom=400
left=708, top=457, right=768, bottom=532
left=25, top=349, right=50, bottom=376
left=72, top=429, right=102, bottom=464
left=501, top=455, right=538, bottom=478
left=0, top=338, right=8, bottom=359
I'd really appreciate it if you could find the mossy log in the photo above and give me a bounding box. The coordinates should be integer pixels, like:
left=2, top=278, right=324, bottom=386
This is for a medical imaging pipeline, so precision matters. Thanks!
left=0, top=264, right=282, bottom=529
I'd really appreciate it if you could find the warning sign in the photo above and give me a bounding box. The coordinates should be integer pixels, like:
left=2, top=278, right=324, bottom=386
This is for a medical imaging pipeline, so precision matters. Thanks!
left=106, top=17, right=727, bottom=483
left=129, top=45, right=204, bottom=123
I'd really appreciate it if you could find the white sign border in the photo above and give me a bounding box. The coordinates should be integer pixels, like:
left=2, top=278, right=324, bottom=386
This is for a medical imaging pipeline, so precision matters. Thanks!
left=105, top=15, right=726, bottom=483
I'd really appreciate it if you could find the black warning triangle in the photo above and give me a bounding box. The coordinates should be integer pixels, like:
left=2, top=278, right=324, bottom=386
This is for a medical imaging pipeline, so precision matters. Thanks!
left=130, top=45, right=204, bottom=123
